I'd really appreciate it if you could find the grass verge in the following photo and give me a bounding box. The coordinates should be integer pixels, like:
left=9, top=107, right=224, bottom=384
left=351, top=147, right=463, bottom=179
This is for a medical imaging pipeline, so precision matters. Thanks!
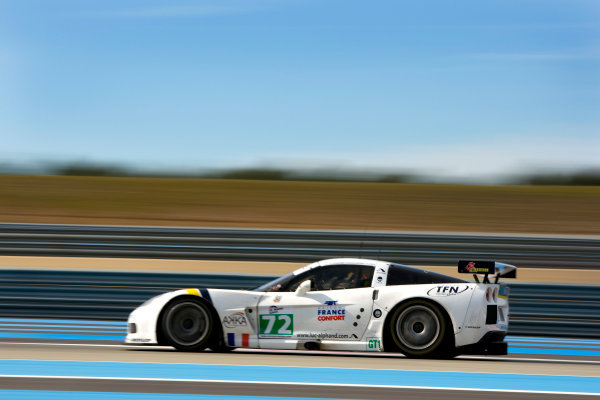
left=1, top=175, right=600, bottom=235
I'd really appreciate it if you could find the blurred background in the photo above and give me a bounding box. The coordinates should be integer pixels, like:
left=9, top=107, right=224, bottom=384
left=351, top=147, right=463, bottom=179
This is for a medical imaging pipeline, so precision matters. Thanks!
left=0, top=2, right=599, bottom=397
left=1, top=0, right=599, bottom=236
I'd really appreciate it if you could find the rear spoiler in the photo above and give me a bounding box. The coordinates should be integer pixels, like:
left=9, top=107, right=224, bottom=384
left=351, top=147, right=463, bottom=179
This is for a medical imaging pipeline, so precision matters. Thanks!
left=458, top=260, right=517, bottom=283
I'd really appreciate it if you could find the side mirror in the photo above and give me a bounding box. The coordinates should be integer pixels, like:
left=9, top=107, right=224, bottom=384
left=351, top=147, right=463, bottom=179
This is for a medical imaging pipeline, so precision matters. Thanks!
left=295, top=280, right=312, bottom=296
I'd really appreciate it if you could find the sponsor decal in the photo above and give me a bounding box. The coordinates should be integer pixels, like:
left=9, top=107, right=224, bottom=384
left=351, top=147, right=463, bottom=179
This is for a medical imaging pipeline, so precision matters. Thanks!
left=467, top=263, right=490, bottom=273
left=297, top=332, right=351, bottom=339
left=129, top=338, right=151, bottom=343
left=317, top=304, right=346, bottom=321
left=318, top=315, right=345, bottom=321
left=227, top=332, right=249, bottom=347
left=269, top=305, right=283, bottom=314
left=259, top=314, right=293, bottom=336
left=465, top=326, right=481, bottom=329
left=222, top=312, right=248, bottom=328
left=324, top=300, right=338, bottom=305
left=273, top=295, right=282, bottom=303
left=373, top=309, right=382, bottom=318
left=374, top=268, right=386, bottom=285
left=458, top=260, right=495, bottom=274
left=366, top=337, right=382, bottom=351
left=427, top=285, right=469, bottom=297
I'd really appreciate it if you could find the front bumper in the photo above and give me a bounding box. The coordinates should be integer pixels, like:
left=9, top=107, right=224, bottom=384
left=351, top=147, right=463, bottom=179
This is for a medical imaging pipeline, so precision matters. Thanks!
left=124, top=306, right=158, bottom=344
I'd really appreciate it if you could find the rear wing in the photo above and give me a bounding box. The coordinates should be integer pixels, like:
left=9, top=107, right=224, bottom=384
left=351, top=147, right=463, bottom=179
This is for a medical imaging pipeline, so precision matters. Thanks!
left=458, top=260, right=517, bottom=283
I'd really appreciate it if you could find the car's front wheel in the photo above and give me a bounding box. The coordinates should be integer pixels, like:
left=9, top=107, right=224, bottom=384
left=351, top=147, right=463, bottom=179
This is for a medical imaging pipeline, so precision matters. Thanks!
left=161, top=298, right=215, bottom=351
left=388, top=300, right=450, bottom=358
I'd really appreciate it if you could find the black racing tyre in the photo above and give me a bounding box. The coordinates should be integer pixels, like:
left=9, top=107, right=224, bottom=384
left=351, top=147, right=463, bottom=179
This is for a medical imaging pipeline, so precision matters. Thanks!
left=388, top=300, right=450, bottom=358
left=161, top=297, right=215, bottom=351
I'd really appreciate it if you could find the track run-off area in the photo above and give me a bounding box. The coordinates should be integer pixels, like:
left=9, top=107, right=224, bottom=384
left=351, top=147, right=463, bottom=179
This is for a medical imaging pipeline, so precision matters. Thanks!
left=0, top=318, right=598, bottom=399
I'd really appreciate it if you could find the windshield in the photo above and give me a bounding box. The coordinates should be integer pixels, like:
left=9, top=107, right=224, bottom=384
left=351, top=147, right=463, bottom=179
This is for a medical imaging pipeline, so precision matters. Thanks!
left=253, top=272, right=296, bottom=292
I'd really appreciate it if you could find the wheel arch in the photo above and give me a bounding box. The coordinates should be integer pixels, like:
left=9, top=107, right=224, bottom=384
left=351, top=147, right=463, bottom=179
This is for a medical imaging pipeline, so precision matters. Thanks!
left=382, top=297, right=455, bottom=353
left=155, top=294, right=221, bottom=346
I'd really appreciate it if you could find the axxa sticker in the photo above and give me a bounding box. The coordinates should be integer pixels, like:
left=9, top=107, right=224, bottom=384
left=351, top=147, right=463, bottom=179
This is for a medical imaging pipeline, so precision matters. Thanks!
left=222, top=312, right=248, bottom=328
left=427, top=285, right=469, bottom=297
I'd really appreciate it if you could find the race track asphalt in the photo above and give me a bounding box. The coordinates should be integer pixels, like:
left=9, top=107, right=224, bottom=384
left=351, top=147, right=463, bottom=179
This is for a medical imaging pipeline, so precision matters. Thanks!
left=1, top=338, right=599, bottom=399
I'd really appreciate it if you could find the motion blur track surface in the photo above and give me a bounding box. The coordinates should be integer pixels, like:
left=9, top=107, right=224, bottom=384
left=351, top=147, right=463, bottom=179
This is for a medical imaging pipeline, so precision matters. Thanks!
left=1, top=360, right=599, bottom=399
left=0, top=319, right=599, bottom=399
left=0, top=318, right=125, bottom=342
left=2, top=318, right=600, bottom=359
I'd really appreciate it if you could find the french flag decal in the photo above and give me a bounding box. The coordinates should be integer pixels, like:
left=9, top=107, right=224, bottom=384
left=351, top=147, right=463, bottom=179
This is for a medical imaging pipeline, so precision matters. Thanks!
left=227, top=333, right=235, bottom=347
left=227, top=333, right=249, bottom=347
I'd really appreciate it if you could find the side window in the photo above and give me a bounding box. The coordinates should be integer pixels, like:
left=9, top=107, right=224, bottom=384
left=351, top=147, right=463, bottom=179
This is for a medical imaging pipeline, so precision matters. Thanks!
left=386, top=264, right=465, bottom=285
left=281, top=270, right=319, bottom=292
left=316, top=265, right=374, bottom=290
left=387, top=265, right=410, bottom=285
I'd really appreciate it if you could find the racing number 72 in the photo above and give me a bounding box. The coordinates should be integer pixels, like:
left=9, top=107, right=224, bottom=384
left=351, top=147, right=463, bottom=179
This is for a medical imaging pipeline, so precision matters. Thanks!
left=259, top=314, right=293, bottom=335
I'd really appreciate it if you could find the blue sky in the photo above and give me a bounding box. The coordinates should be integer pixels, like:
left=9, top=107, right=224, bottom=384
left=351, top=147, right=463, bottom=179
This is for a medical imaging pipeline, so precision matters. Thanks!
left=1, top=0, right=599, bottom=180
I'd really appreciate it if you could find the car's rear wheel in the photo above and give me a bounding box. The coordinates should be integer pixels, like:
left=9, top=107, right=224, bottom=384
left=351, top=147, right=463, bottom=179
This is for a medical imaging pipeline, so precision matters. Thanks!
left=389, top=300, right=450, bottom=358
left=161, top=298, right=214, bottom=351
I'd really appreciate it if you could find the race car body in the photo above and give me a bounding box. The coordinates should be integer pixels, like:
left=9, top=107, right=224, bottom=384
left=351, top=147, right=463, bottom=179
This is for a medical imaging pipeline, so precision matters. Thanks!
left=126, top=258, right=515, bottom=358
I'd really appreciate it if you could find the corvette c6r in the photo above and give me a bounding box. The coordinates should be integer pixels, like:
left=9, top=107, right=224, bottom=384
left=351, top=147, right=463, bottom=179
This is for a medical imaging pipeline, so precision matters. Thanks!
left=126, top=258, right=516, bottom=358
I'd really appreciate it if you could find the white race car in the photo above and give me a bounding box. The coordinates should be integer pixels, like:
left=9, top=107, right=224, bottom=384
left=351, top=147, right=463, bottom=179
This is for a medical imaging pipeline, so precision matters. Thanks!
left=126, top=258, right=516, bottom=358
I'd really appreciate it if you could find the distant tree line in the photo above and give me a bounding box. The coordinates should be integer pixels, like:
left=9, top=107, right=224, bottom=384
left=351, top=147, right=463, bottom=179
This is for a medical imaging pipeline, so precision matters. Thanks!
left=517, top=170, right=600, bottom=186
left=1, top=162, right=599, bottom=185
left=44, top=163, right=418, bottom=183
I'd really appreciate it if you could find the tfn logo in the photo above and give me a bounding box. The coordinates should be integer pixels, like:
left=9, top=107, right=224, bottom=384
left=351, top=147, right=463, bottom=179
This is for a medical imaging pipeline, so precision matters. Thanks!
left=323, top=300, right=338, bottom=305
left=427, top=285, right=469, bottom=297
left=366, top=337, right=382, bottom=351
left=438, top=286, right=460, bottom=294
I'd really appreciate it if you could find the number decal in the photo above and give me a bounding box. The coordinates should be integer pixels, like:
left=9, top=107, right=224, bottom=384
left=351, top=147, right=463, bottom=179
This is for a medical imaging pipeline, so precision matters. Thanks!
left=278, top=314, right=292, bottom=335
left=259, top=314, right=294, bottom=336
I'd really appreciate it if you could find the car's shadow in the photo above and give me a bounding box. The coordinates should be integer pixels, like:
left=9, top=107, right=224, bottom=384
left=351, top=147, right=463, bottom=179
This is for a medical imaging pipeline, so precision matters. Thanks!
left=123, top=345, right=597, bottom=365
